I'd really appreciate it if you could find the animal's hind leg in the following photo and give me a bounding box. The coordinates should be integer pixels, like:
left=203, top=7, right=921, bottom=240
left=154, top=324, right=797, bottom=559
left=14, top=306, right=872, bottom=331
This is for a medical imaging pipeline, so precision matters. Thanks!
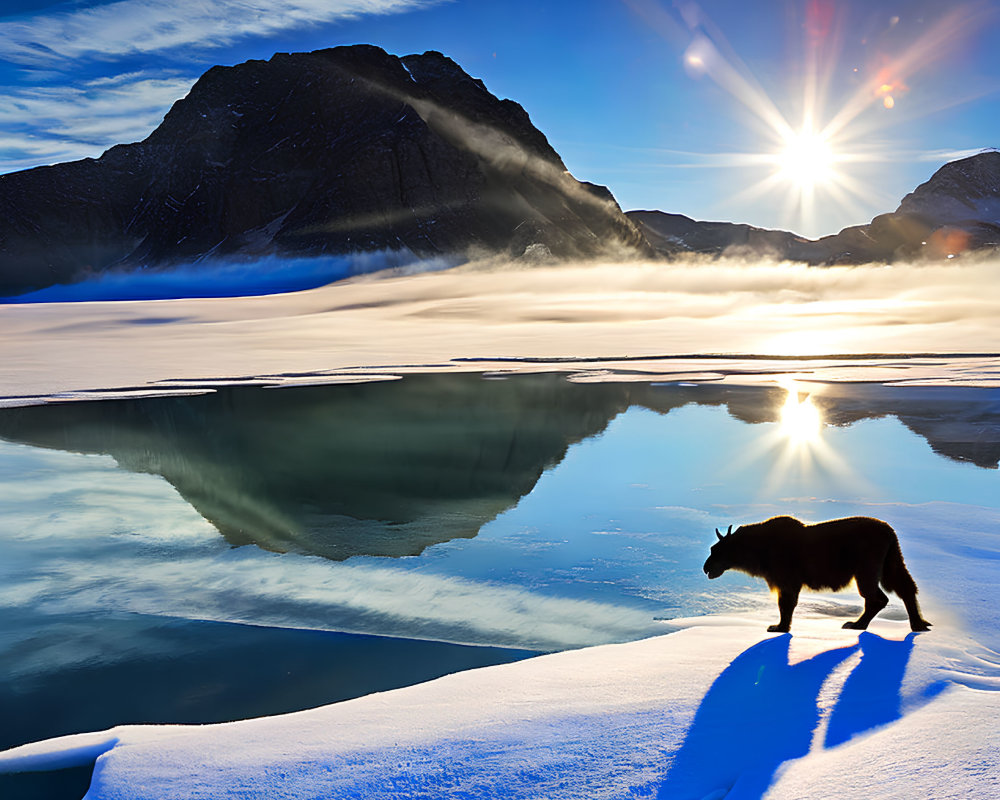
left=881, top=555, right=931, bottom=632
left=897, top=586, right=931, bottom=632
left=843, top=572, right=888, bottom=630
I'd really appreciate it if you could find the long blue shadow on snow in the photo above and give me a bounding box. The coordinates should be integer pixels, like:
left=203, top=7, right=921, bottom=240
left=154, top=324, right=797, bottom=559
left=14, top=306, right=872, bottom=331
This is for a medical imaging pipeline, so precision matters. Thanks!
left=655, top=632, right=916, bottom=800
left=824, top=632, right=932, bottom=748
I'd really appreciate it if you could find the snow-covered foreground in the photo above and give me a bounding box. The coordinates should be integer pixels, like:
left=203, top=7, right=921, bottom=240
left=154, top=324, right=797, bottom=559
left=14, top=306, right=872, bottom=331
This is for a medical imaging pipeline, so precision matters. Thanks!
left=2, top=501, right=998, bottom=799
left=1, top=621, right=997, bottom=799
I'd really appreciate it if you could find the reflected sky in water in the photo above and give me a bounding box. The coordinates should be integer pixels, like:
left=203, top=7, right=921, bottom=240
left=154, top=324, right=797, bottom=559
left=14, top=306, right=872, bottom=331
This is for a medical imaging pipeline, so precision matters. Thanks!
left=398, top=396, right=1000, bottom=618
left=0, top=375, right=997, bottom=750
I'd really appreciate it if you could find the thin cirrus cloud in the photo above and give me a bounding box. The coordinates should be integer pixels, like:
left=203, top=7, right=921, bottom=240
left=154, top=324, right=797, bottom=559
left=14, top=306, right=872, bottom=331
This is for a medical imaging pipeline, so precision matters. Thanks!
left=0, top=73, right=194, bottom=138
left=0, top=0, right=435, bottom=64
left=0, top=72, right=196, bottom=171
left=0, top=0, right=438, bottom=174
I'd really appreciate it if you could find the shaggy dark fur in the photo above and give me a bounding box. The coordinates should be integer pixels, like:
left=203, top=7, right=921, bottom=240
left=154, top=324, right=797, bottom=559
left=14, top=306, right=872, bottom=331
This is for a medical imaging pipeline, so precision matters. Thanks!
left=703, top=516, right=931, bottom=633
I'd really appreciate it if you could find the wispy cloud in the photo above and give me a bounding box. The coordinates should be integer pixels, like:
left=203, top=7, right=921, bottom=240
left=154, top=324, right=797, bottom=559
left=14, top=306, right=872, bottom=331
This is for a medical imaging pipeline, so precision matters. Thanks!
left=913, top=147, right=996, bottom=163
left=0, top=0, right=441, bottom=173
left=0, top=73, right=194, bottom=137
left=0, top=71, right=195, bottom=172
left=0, top=0, right=434, bottom=65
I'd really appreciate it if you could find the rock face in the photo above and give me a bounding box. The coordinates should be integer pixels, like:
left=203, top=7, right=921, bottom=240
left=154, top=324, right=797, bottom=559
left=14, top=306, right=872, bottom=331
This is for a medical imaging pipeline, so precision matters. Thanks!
left=632, top=150, right=1000, bottom=264
left=626, top=211, right=809, bottom=259
left=897, top=150, right=1000, bottom=224
left=0, top=45, right=648, bottom=296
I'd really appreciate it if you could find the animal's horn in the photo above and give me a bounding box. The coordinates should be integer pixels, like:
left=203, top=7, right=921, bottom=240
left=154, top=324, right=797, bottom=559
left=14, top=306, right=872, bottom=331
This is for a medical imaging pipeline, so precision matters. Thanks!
left=715, top=528, right=724, bottom=541
left=726, top=525, right=733, bottom=536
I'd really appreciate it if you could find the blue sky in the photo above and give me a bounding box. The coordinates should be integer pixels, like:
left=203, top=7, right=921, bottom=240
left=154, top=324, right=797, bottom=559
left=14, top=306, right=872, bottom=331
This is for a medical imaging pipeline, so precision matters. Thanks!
left=0, top=0, right=997, bottom=238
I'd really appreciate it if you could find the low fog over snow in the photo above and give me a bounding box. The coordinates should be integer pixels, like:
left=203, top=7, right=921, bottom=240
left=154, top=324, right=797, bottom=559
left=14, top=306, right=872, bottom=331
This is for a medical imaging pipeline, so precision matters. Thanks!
left=2, top=255, right=998, bottom=403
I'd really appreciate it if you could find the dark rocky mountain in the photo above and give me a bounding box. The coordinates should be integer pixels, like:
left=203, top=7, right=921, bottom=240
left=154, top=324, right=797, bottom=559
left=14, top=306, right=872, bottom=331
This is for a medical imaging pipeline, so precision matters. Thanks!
left=0, top=43, right=995, bottom=296
left=632, top=150, right=1000, bottom=264
left=0, top=45, right=649, bottom=297
left=897, top=150, right=1000, bottom=224
left=626, top=211, right=809, bottom=259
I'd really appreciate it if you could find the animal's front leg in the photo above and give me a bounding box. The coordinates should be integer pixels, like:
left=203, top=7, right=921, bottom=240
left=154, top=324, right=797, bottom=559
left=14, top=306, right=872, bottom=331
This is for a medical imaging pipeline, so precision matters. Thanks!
left=768, top=585, right=800, bottom=632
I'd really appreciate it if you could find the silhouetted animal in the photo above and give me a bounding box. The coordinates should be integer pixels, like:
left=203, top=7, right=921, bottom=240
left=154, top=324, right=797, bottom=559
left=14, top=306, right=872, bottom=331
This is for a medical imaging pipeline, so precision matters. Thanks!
left=703, top=516, right=931, bottom=633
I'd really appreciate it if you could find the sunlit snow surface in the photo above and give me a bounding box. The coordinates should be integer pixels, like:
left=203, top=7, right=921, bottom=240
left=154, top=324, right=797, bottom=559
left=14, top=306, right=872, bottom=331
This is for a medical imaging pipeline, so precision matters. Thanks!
left=1, top=257, right=999, bottom=799
left=3, top=617, right=999, bottom=799
left=2, top=255, right=999, bottom=402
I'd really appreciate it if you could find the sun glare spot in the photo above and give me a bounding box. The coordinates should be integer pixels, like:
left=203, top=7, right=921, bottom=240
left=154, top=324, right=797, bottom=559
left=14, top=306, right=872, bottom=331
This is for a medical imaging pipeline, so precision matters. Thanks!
left=778, top=128, right=835, bottom=188
left=731, top=380, right=860, bottom=498
left=641, top=0, right=991, bottom=237
left=780, top=386, right=823, bottom=444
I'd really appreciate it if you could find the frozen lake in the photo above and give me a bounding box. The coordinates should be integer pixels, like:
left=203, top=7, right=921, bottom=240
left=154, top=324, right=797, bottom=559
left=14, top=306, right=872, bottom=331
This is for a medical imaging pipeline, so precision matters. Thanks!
left=1, top=373, right=999, bottom=795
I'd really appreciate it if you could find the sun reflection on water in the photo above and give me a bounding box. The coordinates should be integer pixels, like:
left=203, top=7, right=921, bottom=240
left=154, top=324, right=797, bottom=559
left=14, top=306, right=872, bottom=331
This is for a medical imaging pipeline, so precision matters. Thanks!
left=723, top=379, right=870, bottom=501
left=780, top=385, right=823, bottom=445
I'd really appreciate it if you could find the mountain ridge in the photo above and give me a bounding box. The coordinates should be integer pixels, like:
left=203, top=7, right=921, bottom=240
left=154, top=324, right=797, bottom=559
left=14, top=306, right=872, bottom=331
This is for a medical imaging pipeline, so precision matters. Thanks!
left=0, top=45, right=997, bottom=297
left=0, top=45, right=649, bottom=296
left=631, top=150, right=1000, bottom=263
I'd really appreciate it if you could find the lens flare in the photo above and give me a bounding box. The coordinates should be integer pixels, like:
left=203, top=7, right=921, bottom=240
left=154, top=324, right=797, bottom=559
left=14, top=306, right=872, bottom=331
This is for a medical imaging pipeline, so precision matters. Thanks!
left=626, top=0, right=994, bottom=237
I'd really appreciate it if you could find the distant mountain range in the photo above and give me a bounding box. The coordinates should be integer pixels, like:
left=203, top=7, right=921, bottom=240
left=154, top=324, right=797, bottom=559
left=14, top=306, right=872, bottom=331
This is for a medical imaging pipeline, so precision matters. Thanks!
left=630, top=152, right=1000, bottom=263
left=0, top=44, right=997, bottom=297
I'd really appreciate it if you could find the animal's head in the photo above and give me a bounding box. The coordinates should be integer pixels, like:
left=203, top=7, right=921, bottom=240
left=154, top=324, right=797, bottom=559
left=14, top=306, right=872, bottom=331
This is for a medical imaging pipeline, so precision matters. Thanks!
left=703, top=524, right=741, bottom=579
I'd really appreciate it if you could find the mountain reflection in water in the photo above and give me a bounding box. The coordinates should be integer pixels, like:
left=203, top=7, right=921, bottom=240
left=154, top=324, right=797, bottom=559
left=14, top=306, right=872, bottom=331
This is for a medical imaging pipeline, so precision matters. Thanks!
left=0, top=375, right=632, bottom=559
left=0, top=375, right=997, bottom=561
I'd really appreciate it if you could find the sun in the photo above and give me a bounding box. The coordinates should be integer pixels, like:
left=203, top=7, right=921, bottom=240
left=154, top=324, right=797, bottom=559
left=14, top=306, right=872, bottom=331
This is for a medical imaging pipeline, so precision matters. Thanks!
left=648, top=2, right=990, bottom=239
left=777, top=127, right=836, bottom=189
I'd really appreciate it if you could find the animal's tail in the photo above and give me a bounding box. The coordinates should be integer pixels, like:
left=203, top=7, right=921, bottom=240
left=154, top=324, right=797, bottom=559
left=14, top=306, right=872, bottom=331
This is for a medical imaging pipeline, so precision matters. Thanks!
left=880, top=533, right=932, bottom=631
